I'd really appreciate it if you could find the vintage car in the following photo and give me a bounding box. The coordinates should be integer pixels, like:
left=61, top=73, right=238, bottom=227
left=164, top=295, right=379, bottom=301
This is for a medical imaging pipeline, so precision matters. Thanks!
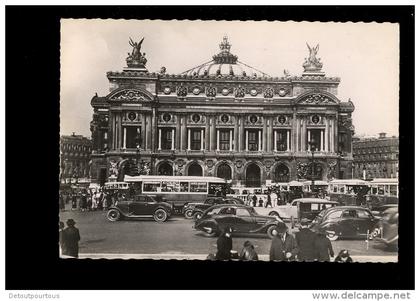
left=254, top=198, right=338, bottom=222
left=370, top=204, right=398, bottom=218
left=310, top=206, right=380, bottom=241
left=373, top=207, right=398, bottom=248
left=185, top=197, right=244, bottom=220
left=194, top=204, right=284, bottom=238
left=106, top=194, right=173, bottom=222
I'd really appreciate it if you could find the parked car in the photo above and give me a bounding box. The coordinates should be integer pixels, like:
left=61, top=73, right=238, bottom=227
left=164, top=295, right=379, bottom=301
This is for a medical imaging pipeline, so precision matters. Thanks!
left=310, top=206, right=380, bottom=241
left=254, top=198, right=338, bottom=222
left=370, top=204, right=398, bottom=218
left=373, top=207, right=398, bottom=248
left=107, top=194, right=173, bottom=222
left=194, top=204, right=284, bottom=238
left=185, top=197, right=244, bottom=220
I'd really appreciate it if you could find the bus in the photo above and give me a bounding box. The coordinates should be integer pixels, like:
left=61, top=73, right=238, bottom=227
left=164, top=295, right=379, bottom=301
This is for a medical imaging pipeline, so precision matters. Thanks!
left=328, top=179, right=370, bottom=206
left=123, top=175, right=229, bottom=213
left=366, top=178, right=399, bottom=209
left=302, top=180, right=329, bottom=198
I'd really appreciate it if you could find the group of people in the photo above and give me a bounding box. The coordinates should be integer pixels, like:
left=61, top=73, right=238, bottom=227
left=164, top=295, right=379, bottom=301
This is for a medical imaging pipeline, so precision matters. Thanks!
left=211, top=219, right=353, bottom=262
left=246, top=188, right=293, bottom=208
left=59, top=219, right=81, bottom=258
left=60, top=189, right=120, bottom=212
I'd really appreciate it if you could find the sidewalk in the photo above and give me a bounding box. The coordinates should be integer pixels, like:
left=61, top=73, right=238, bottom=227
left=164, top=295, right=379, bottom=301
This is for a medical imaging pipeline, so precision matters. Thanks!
left=77, top=253, right=398, bottom=262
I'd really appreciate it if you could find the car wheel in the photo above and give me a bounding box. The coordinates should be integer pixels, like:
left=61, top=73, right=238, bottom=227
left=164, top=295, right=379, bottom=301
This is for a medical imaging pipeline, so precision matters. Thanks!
left=184, top=209, right=193, bottom=219
left=269, top=211, right=280, bottom=218
left=267, top=225, right=279, bottom=239
left=194, top=212, right=203, bottom=221
left=326, top=230, right=339, bottom=241
left=154, top=209, right=168, bottom=222
left=107, top=209, right=120, bottom=222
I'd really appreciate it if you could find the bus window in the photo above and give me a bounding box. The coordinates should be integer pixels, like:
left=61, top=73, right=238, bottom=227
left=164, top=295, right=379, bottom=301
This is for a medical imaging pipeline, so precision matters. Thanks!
left=378, top=185, right=385, bottom=195
left=180, top=182, right=189, bottom=192
left=190, top=182, right=207, bottom=193
left=390, top=185, right=398, bottom=196
left=161, top=181, right=179, bottom=192
left=371, top=186, right=378, bottom=195
left=339, top=185, right=345, bottom=193
left=143, top=182, right=161, bottom=192
left=384, top=185, right=390, bottom=195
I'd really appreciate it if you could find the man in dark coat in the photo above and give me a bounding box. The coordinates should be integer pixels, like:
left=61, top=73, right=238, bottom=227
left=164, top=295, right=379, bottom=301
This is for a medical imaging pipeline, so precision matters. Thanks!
left=62, top=219, right=81, bottom=258
left=215, top=227, right=233, bottom=260
left=295, top=218, right=317, bottom=262
left=314, top=229, right=334, bottom=261
left=269, top=223, right=299, bottom=261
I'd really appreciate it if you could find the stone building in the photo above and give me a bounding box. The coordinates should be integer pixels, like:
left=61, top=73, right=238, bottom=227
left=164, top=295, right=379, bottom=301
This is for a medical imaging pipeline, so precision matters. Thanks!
left=60, top=133, right=92, bottom=183
left=353, top=133, right=399, bottom=179
left=90, top=36, right=355, bottom=187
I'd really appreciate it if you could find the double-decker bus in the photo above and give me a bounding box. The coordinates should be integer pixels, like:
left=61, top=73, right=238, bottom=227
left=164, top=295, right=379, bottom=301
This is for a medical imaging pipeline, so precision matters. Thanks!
left=366, top=178, right=399, bottom=209
left=123, top=175, right=229, bottom=213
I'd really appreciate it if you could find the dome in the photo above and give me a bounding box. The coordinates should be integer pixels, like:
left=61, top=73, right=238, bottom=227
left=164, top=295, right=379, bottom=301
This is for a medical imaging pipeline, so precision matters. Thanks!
left=181, top=36, right=269, bottom=78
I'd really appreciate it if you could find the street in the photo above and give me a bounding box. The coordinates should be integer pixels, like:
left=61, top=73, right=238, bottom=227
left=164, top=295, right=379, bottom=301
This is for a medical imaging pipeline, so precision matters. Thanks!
left=59, top=207, right=398, bottom=262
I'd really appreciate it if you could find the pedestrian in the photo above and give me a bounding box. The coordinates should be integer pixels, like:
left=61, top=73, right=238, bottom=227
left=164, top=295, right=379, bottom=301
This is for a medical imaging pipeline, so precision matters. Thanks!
left=239, top=240, right=258, bottom=261
left=59, top=192, right=65, bottom=211
left=265, top=193, right=273, bottom=208
left=71, top=193, right=77, bottom=211
left=295, top=218, right=317, bottom=262
left=314, top=229, right=334, bottom=262
left=334, top=249, right=353, bottom=263
left=258, top=198, right=264, bottom=207
left=215, top=226, right=233, bottom=260
left=96, top=189, right=103, bottom=210
left=61, top=219, right=81, bottom=258
left=252, top=194, right=257, bottom=207
left=59, top=221, right=65, bottom=255
left=269, top=223, right=298, bottom=261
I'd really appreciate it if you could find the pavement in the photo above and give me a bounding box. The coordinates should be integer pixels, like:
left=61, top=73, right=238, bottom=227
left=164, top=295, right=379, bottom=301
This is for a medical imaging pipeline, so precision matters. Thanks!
left=75, top=253, right=397, bottom=262
left=59, top=205, right=398, bottom=262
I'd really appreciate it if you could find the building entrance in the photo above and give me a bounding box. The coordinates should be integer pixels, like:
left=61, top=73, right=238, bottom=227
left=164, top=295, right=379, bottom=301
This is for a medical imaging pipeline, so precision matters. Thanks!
left=246, top=163, right=261, bottom=187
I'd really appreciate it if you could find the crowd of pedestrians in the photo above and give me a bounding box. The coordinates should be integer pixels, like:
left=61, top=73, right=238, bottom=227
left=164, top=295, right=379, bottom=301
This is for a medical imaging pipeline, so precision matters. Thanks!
left=209, top=221, right=352, bottom=262
left=60, top=189, right=122, bottom=212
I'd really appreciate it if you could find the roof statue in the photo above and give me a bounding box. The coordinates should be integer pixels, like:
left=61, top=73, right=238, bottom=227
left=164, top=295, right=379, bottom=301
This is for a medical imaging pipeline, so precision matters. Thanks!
left=126, top=37, right=148, bottom=70
left=303, top=43, right=323, bottom=73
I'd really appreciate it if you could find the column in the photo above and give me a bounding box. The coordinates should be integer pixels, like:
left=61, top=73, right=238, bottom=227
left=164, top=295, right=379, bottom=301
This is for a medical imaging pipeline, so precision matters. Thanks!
left=239, top=116, right=244, bottom=152
left=180, top=116, right=185, bottom=151
left=262, top=117, right=267, bottom=152
left=325, top=117, right=330, bottom=152
left=158, top=129, right=162, bottom=150
left=274, top=130, right=277, bottom=152
left=146, top=115, right=152, bottom=150
left=176, top=115, right=181, bottom=150
left=171, top=129, right=175, bottom=150
left=187, top=129, right=191, bottom=151
left=200, top=129, right=204, bottom=151
left=234, top=116, right=239, bottom=151
left=229, top=129, right=233, bottom=151
left=268, top=117, right=273, bottom=152
left=307, top=130, right=311, bottom=151
left=258, top=130, right=262, bottom=151
left=216, top=129, right=220, bottom=151
left=245, top=130, right=248, bottom=151
left=302, top=117, right=306, bottom=152
left=142, top=114, right=146, bottom=150
left=205, top=116, right=210, bottom=151
left=287, top=130, right=290, bottom=151
left=331, top=118, right=335, bottom=153
left=123, top=127, right=127, bottom=149
left=321, top=130, right=324, bottom=151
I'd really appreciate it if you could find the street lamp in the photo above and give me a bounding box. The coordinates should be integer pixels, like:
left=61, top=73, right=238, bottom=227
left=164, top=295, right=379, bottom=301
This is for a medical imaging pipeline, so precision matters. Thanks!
left=309, top=138, right=317, bottom=194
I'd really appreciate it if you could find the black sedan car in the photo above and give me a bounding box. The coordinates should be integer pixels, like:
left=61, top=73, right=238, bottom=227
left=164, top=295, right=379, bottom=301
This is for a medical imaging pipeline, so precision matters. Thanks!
left=184, top=196, right=244, bottom=220
left=310, top=206, right=380, bottom=241
left=194, top=204, right=284, bottom=238
left=107, top=194, right=173, bottom=222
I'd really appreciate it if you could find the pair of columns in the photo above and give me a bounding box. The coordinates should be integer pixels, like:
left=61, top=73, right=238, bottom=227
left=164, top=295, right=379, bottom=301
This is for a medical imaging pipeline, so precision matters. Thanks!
left=187, top=128, right=204, bottom=151
left=216, top=129, right=233, bottom=151
left=273, top=130, right=291, bottom=152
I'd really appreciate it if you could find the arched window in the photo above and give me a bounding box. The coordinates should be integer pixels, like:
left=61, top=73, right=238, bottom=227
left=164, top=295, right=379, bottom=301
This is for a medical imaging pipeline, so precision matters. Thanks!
left=217, top=163, right=232, bottom=180
left=188, top=162, right=203, bottom=176
left=158, top=162, right=173, bottom=176
left=274, top=164, right=290, bottom=182
left=245, top=163, right=261, bottom=187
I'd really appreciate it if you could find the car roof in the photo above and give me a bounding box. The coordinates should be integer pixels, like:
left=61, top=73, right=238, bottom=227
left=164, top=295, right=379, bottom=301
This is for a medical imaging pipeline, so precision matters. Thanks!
left=292, top=198, right=338, bottom=204
left=324, top=206, right=371, bottom=212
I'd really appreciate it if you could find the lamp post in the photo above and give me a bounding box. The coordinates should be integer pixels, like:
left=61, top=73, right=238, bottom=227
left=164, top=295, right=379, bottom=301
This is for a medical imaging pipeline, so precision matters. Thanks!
left=309, top=139, right=317, bottom=193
